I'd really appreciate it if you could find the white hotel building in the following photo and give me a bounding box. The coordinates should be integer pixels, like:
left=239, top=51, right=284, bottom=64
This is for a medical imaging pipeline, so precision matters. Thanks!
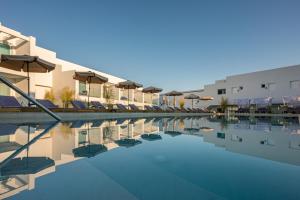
left=0, top=24, right=158, bottom=108
left=177, top=65, right=300, bottom=109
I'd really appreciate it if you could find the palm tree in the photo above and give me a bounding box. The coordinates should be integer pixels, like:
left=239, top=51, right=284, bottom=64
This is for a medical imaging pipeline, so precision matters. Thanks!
left=220, top=96, right=228, bottom=113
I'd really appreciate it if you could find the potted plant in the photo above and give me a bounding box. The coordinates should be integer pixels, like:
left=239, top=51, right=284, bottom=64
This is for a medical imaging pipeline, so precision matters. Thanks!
left=59, top=87, right=74, bottom=108
left=103, top=84, right=114, bottom=110
left=44, top=89, right=56, bottom=103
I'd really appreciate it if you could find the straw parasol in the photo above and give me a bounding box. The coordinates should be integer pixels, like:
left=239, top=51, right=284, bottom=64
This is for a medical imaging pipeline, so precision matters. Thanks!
left=199, top=96, right=214, bottom=101
left=0, top=55, right=55, bottom=106
left=142, top=86, right=163, bottom=105
left=184, top=94, right=199, bottom=109
left=116, top=80, right=143, bottom=107
left=165, top=90, right=183, bottom=107
left=73, top=71, right=108, bottom=107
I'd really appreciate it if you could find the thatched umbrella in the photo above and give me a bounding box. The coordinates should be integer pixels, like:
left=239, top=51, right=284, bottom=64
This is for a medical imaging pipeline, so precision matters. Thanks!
left=116, top=80, right=143, bottom=107
left=199, top=96, right=214, bottom=101
left=165, top=90, right=183, bottom=107
left=0, top=55, right=55, bottom=106
left=73, top=71, right=108, bottom=107
left=142, top=86, right=163, bottom=105
left=184, top=94, right=199, bottom=109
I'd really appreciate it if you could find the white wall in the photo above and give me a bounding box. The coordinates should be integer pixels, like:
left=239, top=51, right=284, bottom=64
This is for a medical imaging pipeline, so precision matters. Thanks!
left=180, top=65, right=300, bottom=108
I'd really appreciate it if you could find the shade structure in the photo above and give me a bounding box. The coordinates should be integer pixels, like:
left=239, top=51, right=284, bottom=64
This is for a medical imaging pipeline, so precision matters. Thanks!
left=116, top=80, right=143, bottom=107
left=0, top=55, right=56, bottom=105
left=165, top=90, right=183, bottom=107
left=1, top=157, right=55, bottom=176
left=72, top=144, right=107, bottom=158
left=199, top=96, right=214, bottom=101
left=184, top=94, right=199, bottom=109
left=142, top=86, right=162, bottom=105
left=73, top=71, right=108, bottom=107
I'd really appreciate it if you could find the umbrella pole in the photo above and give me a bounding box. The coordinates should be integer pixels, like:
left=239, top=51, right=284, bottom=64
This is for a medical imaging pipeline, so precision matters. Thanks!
left=151, top=93, right=153, bottom=105
left=27, top=62, right=30, bottom=107
left=174, top=96, right=176, bottom=107
left=128, top=89, right=130, bottom=109
left=88, top=82, right=90, bottom=108
left=192, top=99, right=193, bottom=109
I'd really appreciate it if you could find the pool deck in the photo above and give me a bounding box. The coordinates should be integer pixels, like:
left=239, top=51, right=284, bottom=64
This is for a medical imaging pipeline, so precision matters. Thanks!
left=0, top=112, right=299, bottom=123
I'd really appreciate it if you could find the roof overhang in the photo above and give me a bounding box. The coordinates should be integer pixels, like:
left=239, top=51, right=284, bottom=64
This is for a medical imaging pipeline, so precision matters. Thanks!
left=0, top=25, right=29, bottom=49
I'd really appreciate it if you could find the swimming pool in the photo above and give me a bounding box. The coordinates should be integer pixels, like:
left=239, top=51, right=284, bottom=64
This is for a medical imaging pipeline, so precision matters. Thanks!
left=1, top=116, right=300, bottom=199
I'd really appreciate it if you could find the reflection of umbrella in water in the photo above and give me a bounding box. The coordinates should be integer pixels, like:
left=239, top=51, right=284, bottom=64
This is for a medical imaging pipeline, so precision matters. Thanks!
left=0, top=124, right=23, bottom=153
left=73, top=144, right=107, bottom=158
left=0, top=121, right=58, bottom=176
left=184, top=117, right=199, bottom=133
left=72, top=121, right=108, bottom=158
left=115, top=118, right=142, bottom=147
left=141, top=134, right=162, bottom=141
left=164, top=118, right=182, bottom=137
left=1, top=157, right=55, bottom=176
left=0, top=55, right=55, bottom=106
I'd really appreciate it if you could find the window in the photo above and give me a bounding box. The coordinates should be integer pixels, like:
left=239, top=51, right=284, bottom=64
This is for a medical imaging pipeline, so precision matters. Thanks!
left=89, top=84, right=101, bottom=98
left=78, top=130, right=87, bottom=145
left=261, top=84, right=266, bottom=88
left=217, top=89, right=226, bottom=95
left=79, top=81, right=87, bottom=95
left=290, top=80, right=300, bottom=89
left=0, top=43, right=10, bottom=55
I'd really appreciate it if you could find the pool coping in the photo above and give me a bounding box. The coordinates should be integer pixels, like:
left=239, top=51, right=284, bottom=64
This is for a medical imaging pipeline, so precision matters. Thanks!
left=0, top=112, right=299, bottom=123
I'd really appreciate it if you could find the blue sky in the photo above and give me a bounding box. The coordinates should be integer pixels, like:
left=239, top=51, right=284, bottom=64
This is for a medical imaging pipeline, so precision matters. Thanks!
left=1, top=0, right=300, bottom=91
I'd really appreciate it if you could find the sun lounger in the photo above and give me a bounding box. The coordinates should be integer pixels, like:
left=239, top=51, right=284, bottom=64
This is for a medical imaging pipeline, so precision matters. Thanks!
left=129, top=104, right=143, bottom=112
left=70, top=100, right=95, bottom=112
left=90, top=101, right=106, bottom=110
left=36, top=99, right=59, bottom=109
left=144, top=105, right=155, bottom=112
left=116, top=103, right=129, bottom=112
left=152, top=106, right=164, bottom=112
left=0, top=95, right=38, bottom=112
left=71, top=100, right=88, bottom=109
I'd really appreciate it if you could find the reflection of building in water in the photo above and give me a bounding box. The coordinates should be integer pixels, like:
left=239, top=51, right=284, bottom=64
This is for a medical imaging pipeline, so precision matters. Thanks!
left=0, top=119, right=159, bottom=199
left=162, top=116, right=300, bottom=166
left=200, top=117, right=300, bottom=166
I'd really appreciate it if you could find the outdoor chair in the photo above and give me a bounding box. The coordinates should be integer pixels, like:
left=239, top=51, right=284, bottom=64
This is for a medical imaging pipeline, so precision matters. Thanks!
left=70, top=100, right=95, bottom=112
left=0, top=95, right=39, bottom=112
left=116, top=104, right=129, bottom=112
left=144, top=105, right=155, bottom=112
left=90, top=101, right=107, bottom=110
left=129, top=104, right=143, bottom=112
left=36, top=99, right=59, bottom=109
left=152, top=106, right=164, bottom=112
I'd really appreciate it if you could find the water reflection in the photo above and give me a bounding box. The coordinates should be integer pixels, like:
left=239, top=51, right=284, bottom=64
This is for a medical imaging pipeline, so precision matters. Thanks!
left=0, top=116, right=300, bottom=199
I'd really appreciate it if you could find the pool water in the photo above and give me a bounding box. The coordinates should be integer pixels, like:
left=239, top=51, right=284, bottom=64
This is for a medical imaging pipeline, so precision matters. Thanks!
left=1, top=116, right=300, bottom=200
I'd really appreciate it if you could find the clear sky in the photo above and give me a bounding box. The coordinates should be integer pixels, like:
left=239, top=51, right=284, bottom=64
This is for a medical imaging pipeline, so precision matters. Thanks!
left=1, top=0, right=300, bottom=91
